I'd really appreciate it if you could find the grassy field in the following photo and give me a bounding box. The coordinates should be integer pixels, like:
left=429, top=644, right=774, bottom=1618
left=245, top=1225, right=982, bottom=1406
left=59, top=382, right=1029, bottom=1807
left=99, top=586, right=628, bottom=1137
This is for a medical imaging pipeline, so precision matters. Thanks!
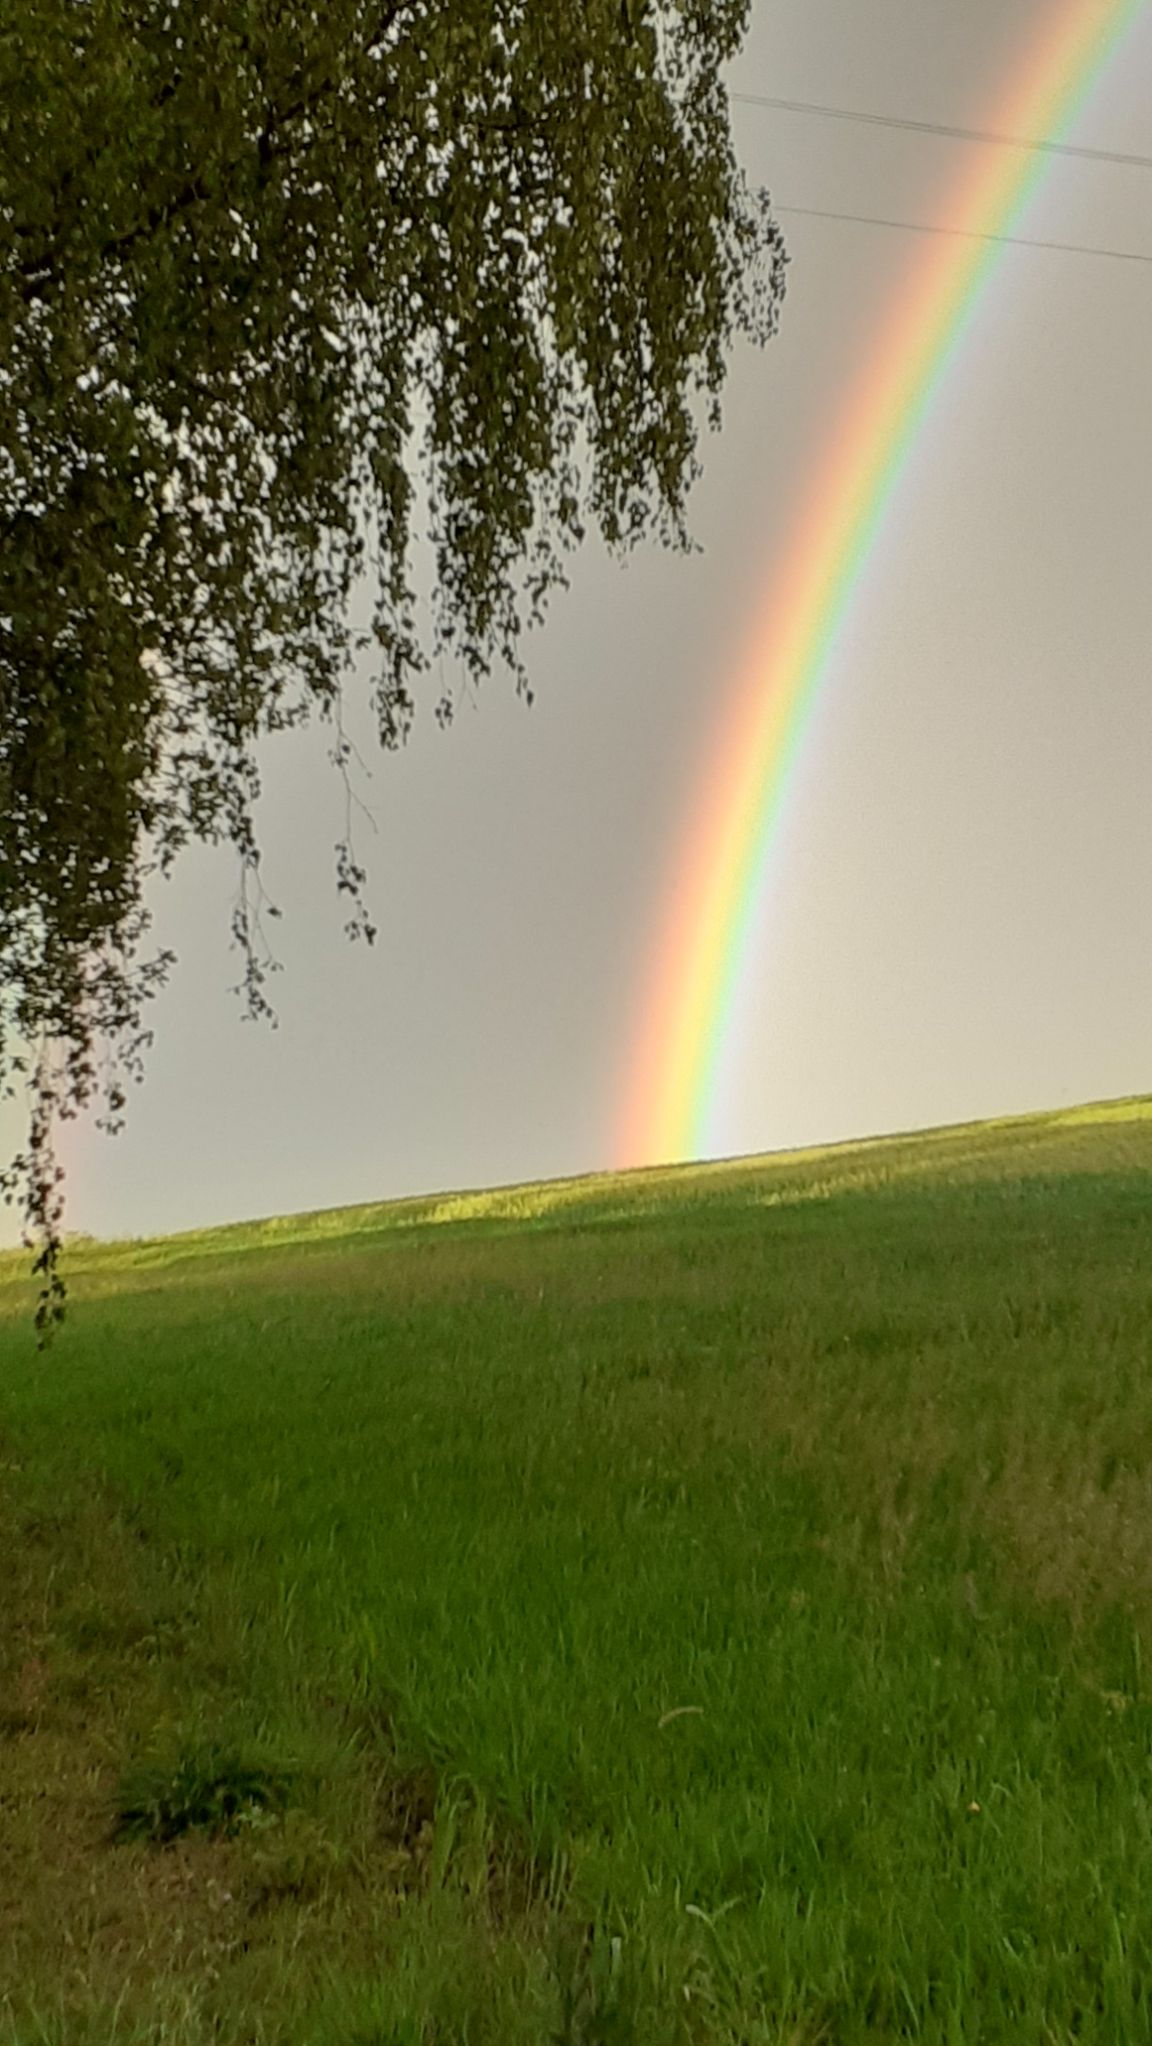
left=2, top=1096, right=1152, bottom=2044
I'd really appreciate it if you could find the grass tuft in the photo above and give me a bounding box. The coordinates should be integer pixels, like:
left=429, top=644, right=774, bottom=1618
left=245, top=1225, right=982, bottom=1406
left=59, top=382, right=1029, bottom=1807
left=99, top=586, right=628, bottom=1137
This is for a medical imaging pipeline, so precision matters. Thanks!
left=111, top=1743, right=300, bottom=1846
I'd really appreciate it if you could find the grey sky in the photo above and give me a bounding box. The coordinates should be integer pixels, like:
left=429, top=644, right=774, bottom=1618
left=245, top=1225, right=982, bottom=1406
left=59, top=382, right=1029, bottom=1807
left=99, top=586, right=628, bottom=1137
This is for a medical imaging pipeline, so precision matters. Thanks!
left=4, top=0, right=1150, bottom=1247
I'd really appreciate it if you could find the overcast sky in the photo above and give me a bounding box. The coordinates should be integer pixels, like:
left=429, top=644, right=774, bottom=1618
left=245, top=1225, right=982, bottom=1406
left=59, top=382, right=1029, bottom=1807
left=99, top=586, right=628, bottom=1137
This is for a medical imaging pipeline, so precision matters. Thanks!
left=5, top=0, right=1150, bottom=1248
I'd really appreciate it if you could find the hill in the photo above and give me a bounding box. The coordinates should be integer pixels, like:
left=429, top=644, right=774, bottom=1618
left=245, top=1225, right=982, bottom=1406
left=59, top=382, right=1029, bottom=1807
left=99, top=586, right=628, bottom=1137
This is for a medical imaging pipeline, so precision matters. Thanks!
left=2, top=1094, right=1151, bottom=2044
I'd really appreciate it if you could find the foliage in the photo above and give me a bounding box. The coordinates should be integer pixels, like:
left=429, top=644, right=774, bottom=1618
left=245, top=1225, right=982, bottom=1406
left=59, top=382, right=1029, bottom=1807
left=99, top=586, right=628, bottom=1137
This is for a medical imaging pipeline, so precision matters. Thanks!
left=0, top=0, right=787, bottom=1336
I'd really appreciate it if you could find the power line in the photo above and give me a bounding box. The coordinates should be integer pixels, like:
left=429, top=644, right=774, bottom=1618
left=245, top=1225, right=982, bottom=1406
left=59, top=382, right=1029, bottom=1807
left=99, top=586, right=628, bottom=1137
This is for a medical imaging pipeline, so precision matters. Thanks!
left=732, top=90, right=1152, bottom=175
left=775, top=200, right=1152, bottom=267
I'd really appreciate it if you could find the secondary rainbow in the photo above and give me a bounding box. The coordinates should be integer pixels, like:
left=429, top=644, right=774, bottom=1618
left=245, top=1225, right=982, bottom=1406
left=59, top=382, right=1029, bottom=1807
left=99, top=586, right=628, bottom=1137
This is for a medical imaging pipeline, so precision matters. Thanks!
left=618, top=0, right=1142, bottom=1168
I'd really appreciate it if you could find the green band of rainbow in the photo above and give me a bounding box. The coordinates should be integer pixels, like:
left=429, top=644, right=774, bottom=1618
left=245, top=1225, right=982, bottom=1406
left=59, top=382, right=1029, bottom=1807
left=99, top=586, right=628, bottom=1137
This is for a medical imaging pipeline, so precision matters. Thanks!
left=619, top=0, right=1142, bottom=1168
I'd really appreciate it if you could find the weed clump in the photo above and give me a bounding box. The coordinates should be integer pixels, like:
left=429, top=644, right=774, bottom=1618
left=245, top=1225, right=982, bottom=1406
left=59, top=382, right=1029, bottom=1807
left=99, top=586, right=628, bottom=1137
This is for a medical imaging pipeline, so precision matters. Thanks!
left=113, top=1742, right=299, bottom=1845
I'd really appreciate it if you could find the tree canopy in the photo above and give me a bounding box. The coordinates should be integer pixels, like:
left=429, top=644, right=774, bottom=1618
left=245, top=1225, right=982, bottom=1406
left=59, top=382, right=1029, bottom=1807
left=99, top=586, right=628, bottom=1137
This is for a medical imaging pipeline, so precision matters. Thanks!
left=0, top=0, right=787, bottom=1337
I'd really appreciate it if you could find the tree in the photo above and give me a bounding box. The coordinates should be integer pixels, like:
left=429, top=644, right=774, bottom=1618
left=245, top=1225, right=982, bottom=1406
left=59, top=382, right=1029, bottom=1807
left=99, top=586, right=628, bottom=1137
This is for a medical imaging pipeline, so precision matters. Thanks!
left=0, top=0, right=787, bottom=1339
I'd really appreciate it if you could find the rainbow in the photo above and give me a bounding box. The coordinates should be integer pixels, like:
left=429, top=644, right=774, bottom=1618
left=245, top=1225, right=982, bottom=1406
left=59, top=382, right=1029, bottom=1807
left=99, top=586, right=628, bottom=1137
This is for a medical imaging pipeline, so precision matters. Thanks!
left=618, top=0, right=1142, bottom=1168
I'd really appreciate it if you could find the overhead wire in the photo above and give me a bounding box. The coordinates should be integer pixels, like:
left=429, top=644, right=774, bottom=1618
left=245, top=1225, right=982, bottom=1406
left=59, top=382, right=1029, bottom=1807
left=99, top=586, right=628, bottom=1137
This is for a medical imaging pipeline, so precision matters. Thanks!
left=731, top=88, right=1152, bottom=267
left=731, top=90, right=1152, bottom=174
left=773, top=202, right=1152, bottom=266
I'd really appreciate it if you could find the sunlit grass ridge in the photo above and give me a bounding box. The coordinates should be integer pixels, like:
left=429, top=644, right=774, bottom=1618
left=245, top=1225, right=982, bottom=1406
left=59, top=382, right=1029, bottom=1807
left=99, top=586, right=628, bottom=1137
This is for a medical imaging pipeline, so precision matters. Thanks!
left=3, top=1092, right=1152, bottom=2042
left=3, top=1088, right=1149, bottom=1282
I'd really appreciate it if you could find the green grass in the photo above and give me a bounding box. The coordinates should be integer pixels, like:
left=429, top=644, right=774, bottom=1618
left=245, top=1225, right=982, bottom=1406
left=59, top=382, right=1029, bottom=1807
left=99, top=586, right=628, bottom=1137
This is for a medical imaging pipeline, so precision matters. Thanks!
left=3, top=1093, right=1152, bottom=2042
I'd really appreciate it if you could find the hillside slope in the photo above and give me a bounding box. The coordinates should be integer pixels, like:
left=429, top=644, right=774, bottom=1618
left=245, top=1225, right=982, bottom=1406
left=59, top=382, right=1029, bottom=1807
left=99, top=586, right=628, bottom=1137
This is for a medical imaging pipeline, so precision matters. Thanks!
left=1, top=1093, right=1151, bottom=2044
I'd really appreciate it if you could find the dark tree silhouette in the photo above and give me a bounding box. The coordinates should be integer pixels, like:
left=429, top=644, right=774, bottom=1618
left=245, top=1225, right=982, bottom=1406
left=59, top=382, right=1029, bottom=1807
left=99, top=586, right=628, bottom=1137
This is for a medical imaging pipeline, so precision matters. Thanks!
left=0, top=0, right=786, bottom=1338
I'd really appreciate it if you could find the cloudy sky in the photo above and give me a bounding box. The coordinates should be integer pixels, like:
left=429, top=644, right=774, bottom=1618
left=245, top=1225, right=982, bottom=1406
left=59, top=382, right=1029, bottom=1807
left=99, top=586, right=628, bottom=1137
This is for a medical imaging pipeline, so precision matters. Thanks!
left=5, top=0, right=1150, bottom=1248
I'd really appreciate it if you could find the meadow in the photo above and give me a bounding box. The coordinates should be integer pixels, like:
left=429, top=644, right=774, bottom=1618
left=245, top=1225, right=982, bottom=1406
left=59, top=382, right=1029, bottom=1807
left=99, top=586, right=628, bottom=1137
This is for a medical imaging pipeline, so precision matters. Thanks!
left=2, top=1096, right=1152, bottom=2044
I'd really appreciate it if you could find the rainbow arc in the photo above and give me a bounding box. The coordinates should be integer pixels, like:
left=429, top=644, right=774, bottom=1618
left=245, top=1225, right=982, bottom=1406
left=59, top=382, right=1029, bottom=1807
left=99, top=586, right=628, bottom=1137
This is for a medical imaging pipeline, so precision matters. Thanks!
left=618, top=0, right=1142, bottom=1168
